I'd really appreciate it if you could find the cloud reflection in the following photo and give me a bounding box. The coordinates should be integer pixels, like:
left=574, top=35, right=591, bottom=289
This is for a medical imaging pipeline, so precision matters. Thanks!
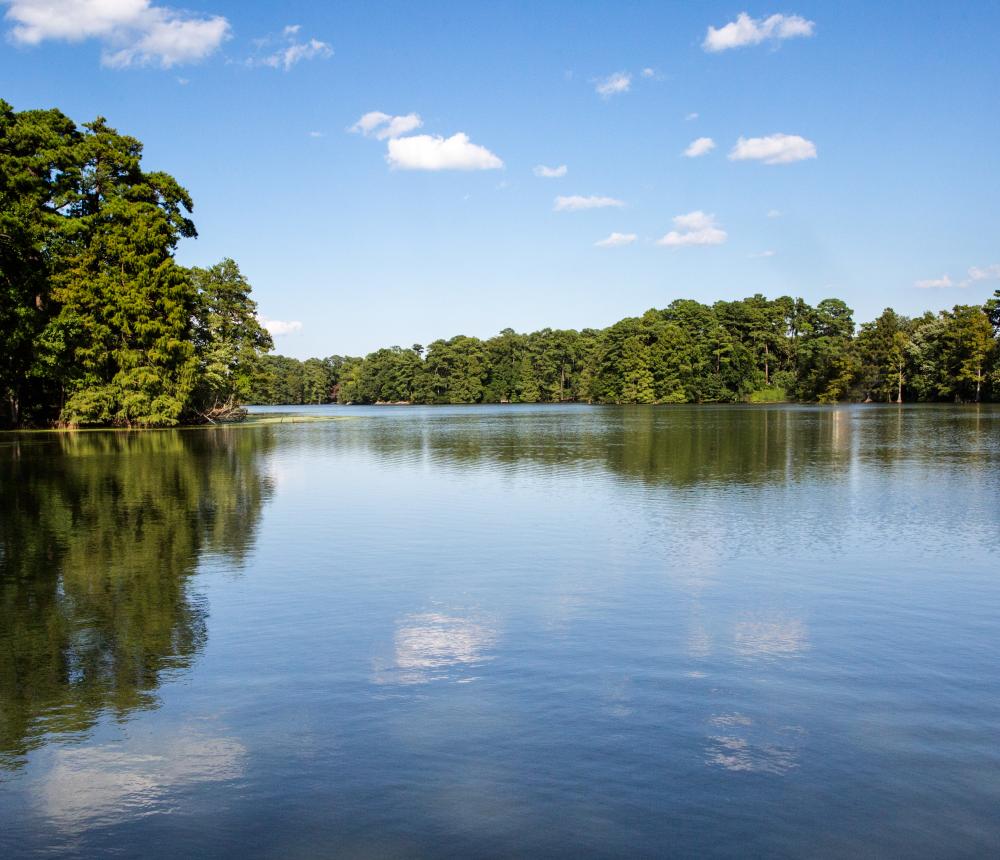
left=41, top=732, right=246, bottom=828
left=705, top=713, right=804, bottom=775
left=733, top=615, right=809, bottom=659
left=373, top=612, right=498, bottom=685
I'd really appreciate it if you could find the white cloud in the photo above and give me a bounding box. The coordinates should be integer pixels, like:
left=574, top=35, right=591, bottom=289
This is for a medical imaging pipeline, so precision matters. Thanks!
left=641, top=67, right=655, bottom=78
left=259, top=317, right=303, bottom=335
left=729, top=133, right=816, bottom=164
left=703, top=12, right=815, bottom=52
left=308, top=130, right=324, bottom=138
left=533, top=164, right=567, bottom=178
left=919, top=265, right=1000, bottom=289
left=351, top=111, right=390, bottom=135
left=685, top=112, right=699, bottom=121
left=595, top=71, right=631, bottom=97
left=386, top=133, right=503, bottom=171
left=350, top=111, right=423, bottom=140
left=657, top=211, right=727, bottom=247
left=595, top=232, right=637, bottom=248
left=683, top=137, right=716, bottom=158
left=749, top=250, right=776, bottom=258
left=5, top=0, right=230, bottom=67
left=914, top=275, right=956, bottom=289
left=767, top=209, right=782, bottom=218
left=968, top=263, right=1000, bottom=282
left=250, top=30, right=332, bottom=71
left=553, top=195, right=625, bottom=212
left=380, top=114, right=423, bottom=139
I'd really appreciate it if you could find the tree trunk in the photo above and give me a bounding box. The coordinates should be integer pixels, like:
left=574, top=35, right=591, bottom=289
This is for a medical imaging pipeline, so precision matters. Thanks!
left=764, top=343, right=769, bottom=385
left=896, top=365, right=903, bottom=404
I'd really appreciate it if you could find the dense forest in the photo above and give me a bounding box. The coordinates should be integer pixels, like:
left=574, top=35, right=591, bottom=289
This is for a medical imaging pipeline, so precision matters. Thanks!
left=3, top=100, right=999, bottom=427
left=252, top=294, right=1000, bottom=407
left=0, top=100, right=271, bottom=428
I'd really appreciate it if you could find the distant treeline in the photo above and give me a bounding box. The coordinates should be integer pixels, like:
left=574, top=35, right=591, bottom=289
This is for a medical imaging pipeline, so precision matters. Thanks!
left=253, top=294, right=1000, bottom=406
left=4, top=101, right=998, bottom=428
left=1, top=101, right=273, bottom=428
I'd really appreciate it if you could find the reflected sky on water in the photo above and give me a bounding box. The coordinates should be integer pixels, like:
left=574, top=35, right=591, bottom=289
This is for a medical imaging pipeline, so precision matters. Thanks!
left=1, top=404, right=999, bottom=857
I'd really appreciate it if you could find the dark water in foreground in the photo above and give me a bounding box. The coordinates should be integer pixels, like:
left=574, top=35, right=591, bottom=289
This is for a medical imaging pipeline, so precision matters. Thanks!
left=1, top=404, right=999, bottom=858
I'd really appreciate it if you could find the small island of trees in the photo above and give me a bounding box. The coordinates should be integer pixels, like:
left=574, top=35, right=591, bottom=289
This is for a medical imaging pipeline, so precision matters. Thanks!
left=2, top=100, right=999, bottom=428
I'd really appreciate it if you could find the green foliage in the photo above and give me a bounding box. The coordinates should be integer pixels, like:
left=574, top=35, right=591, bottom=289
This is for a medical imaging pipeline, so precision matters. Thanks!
left=908, top=306, right=997, bottom=403
left=252, top=294, right=1000, bottom=408
left=44, top=117, right=201, bottom=427
left=0, top=102, right=271, bottom=427
left=748, top=387, right=788, bottom=403
left=856, top=309, right=912, bottom=402
left=189, top=258, right=273, bottom=418
left=0, top=101, right=82, bottom=425
left=4, top=101, right=998, bottom=422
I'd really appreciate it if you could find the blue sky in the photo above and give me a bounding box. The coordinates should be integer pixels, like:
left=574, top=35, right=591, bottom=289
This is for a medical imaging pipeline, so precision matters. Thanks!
left=4, top=1, right=999, bottom=358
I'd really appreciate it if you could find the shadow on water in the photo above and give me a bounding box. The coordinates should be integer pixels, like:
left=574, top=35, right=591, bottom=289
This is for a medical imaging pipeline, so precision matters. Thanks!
left=0, top=428, right=275, bottom=771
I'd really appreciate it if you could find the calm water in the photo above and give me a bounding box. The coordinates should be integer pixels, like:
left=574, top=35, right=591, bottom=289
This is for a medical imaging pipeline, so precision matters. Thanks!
left=1, top=404, right=999, bottom=858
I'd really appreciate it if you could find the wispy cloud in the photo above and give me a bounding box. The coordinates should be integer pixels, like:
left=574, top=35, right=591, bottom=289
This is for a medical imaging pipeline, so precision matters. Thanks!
left=685, top=112, right=699, bottom=121
left=703, top=12, right=815, bottom=52
left=729, top=134, right=816, bottom=164
left=554, top=195, right=625, bottom=212
left=595, top=71, right=631, bottom=97
left=967, top=263, right=1000, bottom=283
left=767, top=209, right=782, bottom=218
left=595, top=232, right=637, bottom=248
left=914, top=275, right=956, bottom=289
left=534, top=164, right=567, bottom=178
left=386, top=133, right=503, bottom=171
left=683, top=137, right=716, bottom=158
left=914, top=264, right=1000, bottom=289
left=350, top=111, right=423, bottom=140
left=247, top=25, right=332, bottom=70
left=5, top=0, right=230, bottom=68
left=259, top=317, right=303, bottom=335
left=749, top=250, right=776, bottom=258
left=308, top=130, right=324, bottom=138
left=657, top=211, right=727, bottom=247
left=641, top=67, right=656, bottom=78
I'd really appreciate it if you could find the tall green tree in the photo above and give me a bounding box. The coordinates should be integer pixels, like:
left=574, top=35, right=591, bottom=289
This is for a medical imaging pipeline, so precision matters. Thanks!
left=619, top=336, right=656, bottom=403
left=42, top=117, right=202, bottom=426
left=794, top=299, right=858, bottom=402
left=0, top=102, right=80, bottom=425
left=856, top=308, right=912, bottom=403
left=951, top=305, right=995, bottom=403
left=189, top=259, right=273, bottom=420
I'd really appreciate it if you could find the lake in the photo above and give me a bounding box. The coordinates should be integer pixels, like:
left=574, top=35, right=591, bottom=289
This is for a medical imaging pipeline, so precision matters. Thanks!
left=1, top=404, right=999, bottom=857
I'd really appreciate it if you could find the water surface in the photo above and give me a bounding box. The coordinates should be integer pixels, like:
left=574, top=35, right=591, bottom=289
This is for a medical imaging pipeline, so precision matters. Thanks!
left=2, top=405, right=999, bottom=857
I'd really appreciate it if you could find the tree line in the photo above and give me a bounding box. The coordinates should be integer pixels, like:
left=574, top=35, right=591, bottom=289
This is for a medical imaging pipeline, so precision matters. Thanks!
left=252, top=294, right=1000, bottom=407
left=3, top=100, right=998, bottom=427
left=0, top=100, right=271, bottom=428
